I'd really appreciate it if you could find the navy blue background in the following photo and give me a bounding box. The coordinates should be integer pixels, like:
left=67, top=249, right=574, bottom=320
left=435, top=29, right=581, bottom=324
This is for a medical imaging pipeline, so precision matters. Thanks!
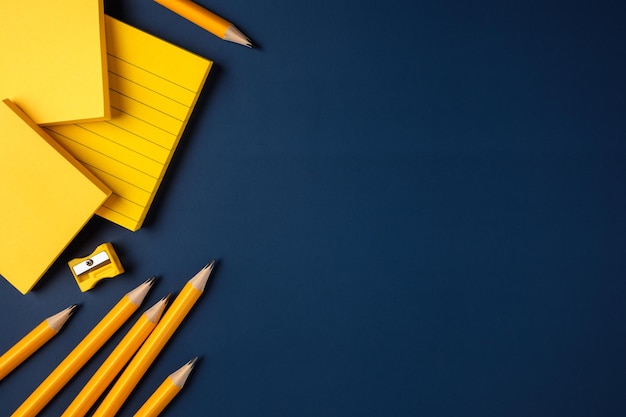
left=1, top=0, right=626, bottom=415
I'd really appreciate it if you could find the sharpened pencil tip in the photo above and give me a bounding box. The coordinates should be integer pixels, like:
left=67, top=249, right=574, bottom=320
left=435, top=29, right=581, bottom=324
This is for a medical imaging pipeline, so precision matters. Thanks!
left=224, top=25, right=253, bottom=48
left=189, top=261, right=216, bottom=291
left=46, top=304, right=79, bottom=331
left=144, top=295, right=170, bottom=322
left=127, top=277, right=157, bottom=306
left=169, top=357, right=199, bottom=387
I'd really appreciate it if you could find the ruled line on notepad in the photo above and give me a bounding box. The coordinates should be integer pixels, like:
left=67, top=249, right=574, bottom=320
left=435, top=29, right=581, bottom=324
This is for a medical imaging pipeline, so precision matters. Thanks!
left=108, top=71, right=193, bottom=109
left=109, top=105, right=180, bottom=142
left=43, top=16, right=213, bottom=231
left=98, top=193, right=147, bottom=223
left=85, top=164, right=154, bottom=197
left=46, top=90, right=197, bottom=212
left=109, top=92, right=186, bottom=124
left=105, top=194, right=143, bottom=210
left=77, top=123, right=166, bottom=165
left=99, top=115, right=174, bottom=153
left=109, top=97, right=181, bottom=136
left=45, top=127, right=161, bottom=183
left=88, top=165, right=154, bottom=204
left=105, top=108, right=178, bottom=150
left=107, top=53, right=198, bottom=94
left=107, top=56, right=199, bottom=109
left=108, top=73, right=191, bottom=123
left=99, top=205, right=137, bottom=222
left=47, top=124, right=165, bottom=178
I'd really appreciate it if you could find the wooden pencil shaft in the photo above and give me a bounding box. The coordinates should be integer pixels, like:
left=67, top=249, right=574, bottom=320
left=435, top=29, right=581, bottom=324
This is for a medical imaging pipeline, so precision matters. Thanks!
left=133, top=378, right=180, bottom=417
left=11, top=281, right=152, bottom=417
left=133, top=359, right=196, bottom=417
left=0, top=322, right=56, bottom=381
left=0, top=306, right=74, bottom=381
left=93, top=285, right=200, bottom=416
left=93, top=263, right=212, bottom=416
left=61, top=298, right=167, bottom=417
left=154, top=0, right=230, bottom=38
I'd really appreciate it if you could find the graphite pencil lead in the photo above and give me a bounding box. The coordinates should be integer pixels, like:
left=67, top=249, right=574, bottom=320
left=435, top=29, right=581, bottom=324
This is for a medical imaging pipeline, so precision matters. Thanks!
left=170, top=357, right=198, bottom=388
left=46, top=305, right=78, bottom=332
left=189, top=261, right=216, bottom=291
left=144, top=296, right=170, bottom=323
left=224, top=25, right=252, bottom=47
left=126, top=277, right=157, bottom=306
left=205, top=259, right=216, bottom=271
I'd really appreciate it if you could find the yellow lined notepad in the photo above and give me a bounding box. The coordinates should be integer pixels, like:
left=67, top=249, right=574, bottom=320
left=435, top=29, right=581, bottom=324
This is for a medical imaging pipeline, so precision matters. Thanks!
left=0, top=99, right=112, bottom=295
left=0, top=0, right=109, bottom=125
left=45, top=16, right=212, bottom=231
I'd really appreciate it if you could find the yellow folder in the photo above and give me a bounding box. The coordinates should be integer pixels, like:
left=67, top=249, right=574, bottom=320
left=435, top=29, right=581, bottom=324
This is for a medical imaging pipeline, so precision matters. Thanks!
left=45, top=16, right=213, bottom=231
left=0, top=0, right=109, bottom=126
left=0, top=100, right=112, bottom=295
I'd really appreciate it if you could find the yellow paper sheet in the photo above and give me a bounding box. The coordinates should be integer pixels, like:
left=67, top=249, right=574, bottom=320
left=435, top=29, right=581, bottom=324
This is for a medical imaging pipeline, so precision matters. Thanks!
left=0, top=0, right=109, bottom=125
left=45, top=16, right=213, bottom=231
left=0, top=100, right=112, bottom=295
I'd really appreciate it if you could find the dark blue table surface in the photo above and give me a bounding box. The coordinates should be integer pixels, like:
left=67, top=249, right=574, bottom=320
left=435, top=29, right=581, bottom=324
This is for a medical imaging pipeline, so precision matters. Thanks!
left=1, top=0, right=626, bottom=415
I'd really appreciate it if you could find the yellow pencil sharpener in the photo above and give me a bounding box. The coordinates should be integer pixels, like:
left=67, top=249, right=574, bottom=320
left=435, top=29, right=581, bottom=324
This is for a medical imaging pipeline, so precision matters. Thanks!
left=68, top=243, right=125, bottom=292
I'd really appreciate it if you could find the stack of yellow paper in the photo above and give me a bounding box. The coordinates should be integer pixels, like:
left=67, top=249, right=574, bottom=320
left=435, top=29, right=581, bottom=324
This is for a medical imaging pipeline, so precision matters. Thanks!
left=0, top=0, right=112, bottom=294
left=0, top=0, right=110, bottom=125
left=0, top=2, right=212, bottom=293
left=46, top=16, right=213, bottom=232
left=0, top=100, right=112, bottom=294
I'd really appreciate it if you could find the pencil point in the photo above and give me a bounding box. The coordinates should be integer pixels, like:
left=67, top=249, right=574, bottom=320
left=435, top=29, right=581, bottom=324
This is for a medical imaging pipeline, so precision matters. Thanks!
left=66, top=304, right=79, bottom=319
left=144, top=295, right=170, bottom=323
left=189, top=260, right=215, bottom=291
left=205, top=259, right=216, bottom=271
left=188, top=261, right=216, bottom=292
left=126, top=277, right=157, bottom=306
left=46, top=304, right=78, bottom=331
left=224, top=25, right=252, bottom=47
left=169, top=357, right=198, bottom=387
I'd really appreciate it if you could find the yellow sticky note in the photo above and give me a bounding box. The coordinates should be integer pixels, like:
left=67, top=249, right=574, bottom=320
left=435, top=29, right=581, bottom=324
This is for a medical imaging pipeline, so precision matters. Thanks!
left=0, top=0, right=109, bottom=125
left=45, top=16, right=212, bottom=231
left=0, top=99, right=112, bottom=294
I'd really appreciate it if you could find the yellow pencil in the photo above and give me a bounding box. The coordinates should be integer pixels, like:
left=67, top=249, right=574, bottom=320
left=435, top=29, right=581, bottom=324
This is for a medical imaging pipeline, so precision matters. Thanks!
left=93, top=262, right=215, bottom=417
left=11, top=278, right=155, bottom=417
left=154, top=0, right=252, bottom=47
left=61, top=296, right=169, bottom=417
left=0, top=305, right=76, bottom=381
left=133, top=357, right=198, bottom=417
